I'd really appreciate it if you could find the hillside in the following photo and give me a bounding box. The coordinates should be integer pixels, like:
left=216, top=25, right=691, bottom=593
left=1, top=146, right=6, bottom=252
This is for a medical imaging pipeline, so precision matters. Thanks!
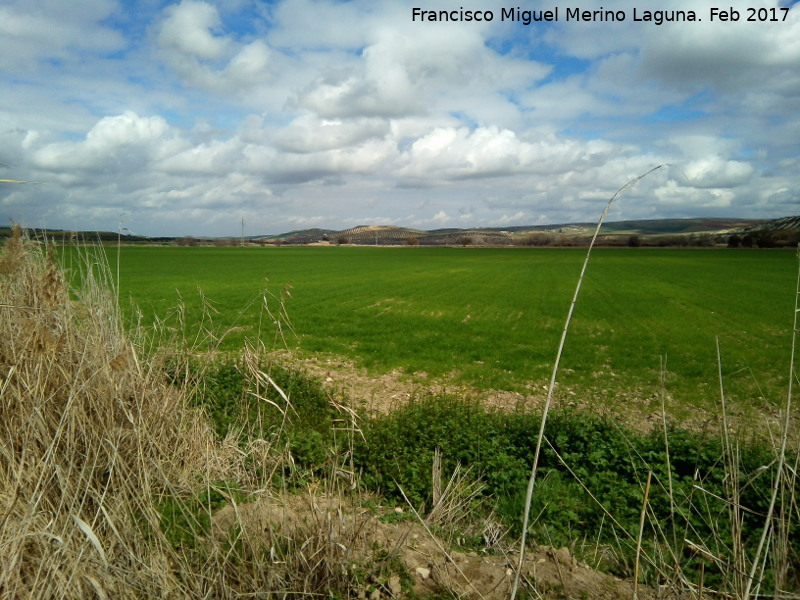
left=261, top=216, right=798, bottom=247
left=2, top=216, right=796, bottom=247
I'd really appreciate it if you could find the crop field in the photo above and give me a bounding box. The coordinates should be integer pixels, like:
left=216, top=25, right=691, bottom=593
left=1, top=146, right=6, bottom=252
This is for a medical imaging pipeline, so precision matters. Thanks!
left=84, top=245, right=796, bottom=415
left=7, top=234, right=798, bottom=600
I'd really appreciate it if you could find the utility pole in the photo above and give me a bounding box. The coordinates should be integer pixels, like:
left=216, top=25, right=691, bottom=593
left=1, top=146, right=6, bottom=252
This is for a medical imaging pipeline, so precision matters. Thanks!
left=241, top=217, right=245, bottom=247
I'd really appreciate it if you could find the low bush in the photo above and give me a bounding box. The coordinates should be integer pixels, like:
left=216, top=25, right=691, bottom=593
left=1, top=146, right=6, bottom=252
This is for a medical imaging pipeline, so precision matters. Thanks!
left=355, top=392, right=799, bottom=588
left=172, top=359, right=332, bottom=437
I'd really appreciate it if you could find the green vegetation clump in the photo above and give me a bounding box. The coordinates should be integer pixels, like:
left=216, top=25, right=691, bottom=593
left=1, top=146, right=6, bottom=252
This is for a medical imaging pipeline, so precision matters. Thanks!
left=170, top=359, right=330, bottom=437
left=355, top=392, right=799, bottom=586
left=158, top=480, right=246, bottom=549
left=169, top=358, right=341, bottom=474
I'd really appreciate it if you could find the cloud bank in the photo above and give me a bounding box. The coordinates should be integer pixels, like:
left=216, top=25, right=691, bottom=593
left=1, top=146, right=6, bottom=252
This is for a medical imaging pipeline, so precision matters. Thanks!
left=1, top=0, right=797, bottom=236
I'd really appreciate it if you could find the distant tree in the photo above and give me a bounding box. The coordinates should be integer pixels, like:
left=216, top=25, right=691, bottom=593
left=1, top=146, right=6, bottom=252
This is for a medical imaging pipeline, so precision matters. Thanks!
left=521, top=233, right=554, bottom=246
left=755, top=231, right=776, bottom=248
left=553, top=235, right=574, bottom=247
left=176, top=236, right=197, bottom=247
left=727, top=234, right=742, bottom=248
left=627, top=235, right=641, bottom=248
left=773, top=229, right=800, bottom=248
left=741, top=234, right=755, bottom=248
left=458, top=236, right=473, bottom=247
left=695, top=234, right=714, bottom=247
left=406, top=236, right=419, bottom=246
left=656, top=235, right=683, bottom=247
left=337, top=237, right=349, bottom=246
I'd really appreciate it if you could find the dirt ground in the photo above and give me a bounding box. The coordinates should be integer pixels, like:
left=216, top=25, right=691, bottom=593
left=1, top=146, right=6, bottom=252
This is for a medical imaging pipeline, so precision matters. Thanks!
left=213, top=493, right=655, bottom=600
left=277, top=351, right=792, bottom=439
left=278, top=351, right=686, bottom=433
left=244, top=353, right=669, bottom=599
left=286, top=352, right=557, bottom=414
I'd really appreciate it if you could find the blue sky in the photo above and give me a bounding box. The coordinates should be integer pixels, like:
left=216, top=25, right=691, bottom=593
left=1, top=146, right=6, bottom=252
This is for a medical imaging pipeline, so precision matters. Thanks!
left=1, top=0, right=798, bottom=237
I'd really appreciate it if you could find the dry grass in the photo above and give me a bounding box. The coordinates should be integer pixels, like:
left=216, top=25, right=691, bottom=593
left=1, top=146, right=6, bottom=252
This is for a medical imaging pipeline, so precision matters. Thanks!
left=0, top=226, right=228, bottom=597
left=0, top=229, right=406, bottom=599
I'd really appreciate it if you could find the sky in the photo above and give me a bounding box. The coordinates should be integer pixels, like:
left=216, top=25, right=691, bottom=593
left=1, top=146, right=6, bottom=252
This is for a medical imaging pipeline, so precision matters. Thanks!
left=1, top=0, right=798, bottom=237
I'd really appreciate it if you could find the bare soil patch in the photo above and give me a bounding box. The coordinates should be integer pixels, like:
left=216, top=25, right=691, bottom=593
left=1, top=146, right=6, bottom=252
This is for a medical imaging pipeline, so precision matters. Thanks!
left=281, top=352, right=549, bottom=414
left=274, top=351, right=682, bottom=431
left=273, top=350, right=797, bottom=445
left=213, top=493, right=652, bottom=600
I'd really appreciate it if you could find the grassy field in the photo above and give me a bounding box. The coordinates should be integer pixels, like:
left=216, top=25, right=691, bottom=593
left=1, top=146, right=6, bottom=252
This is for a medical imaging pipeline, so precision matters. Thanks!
left=85, top=245, right=796, bottom=414
left=6, top=232, right=797, bottom=598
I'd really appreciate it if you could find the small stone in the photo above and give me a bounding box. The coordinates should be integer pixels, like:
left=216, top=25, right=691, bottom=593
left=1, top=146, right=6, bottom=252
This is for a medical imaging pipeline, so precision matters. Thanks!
left=415, top=567, right=431, bottom=580
left=553, top=547, right=574, bottom=569
left=388, top=575, right=402, bottom=595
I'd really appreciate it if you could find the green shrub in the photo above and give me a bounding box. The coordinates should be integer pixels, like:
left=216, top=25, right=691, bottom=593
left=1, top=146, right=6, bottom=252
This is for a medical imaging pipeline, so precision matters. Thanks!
left=355, top=392, right=515, bottom=505
left=158, top=481, right=246, bottom=549
left=355, top=392, right=799, bottom=585
left=169, top=358, right=335, bottom=440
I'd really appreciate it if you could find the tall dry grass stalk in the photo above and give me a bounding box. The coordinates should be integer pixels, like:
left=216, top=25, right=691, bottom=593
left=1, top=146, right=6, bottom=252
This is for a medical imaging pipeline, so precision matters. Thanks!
left=0, top=161, right=42, bottom=185
left=510, top=165, right=667, bottom=600
left=0, top=227, right=225, bottom=597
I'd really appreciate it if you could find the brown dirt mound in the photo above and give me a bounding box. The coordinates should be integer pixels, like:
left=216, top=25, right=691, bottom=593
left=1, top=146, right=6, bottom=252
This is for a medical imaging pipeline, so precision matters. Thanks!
left=212, top=493, right=651, bottom=600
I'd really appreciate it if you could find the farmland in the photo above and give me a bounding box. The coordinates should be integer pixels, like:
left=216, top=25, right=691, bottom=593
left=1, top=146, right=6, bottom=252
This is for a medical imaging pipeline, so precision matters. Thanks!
left=91, top=245, right=796, bottom=416
left=6, top=233, right=798, bottom=598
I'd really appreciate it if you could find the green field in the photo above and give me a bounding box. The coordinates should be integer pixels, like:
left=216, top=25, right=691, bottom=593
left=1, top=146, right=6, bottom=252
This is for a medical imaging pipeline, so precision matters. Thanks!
left=90, top=246, right=795, bottom=414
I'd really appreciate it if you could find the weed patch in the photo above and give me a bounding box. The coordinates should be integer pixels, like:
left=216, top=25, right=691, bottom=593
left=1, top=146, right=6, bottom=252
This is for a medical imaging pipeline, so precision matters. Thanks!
left=355, top=392, right=800, bottom=588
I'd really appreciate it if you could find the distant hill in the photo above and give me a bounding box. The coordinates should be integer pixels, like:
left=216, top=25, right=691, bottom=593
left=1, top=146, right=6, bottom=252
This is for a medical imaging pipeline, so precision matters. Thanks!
left=2, top=216, right=796, bottom=248
left=747, top=215, right=800, bottom=233
left=593, top=217, right=765, bottom=234
left=259, top=216, right=798, bottom=247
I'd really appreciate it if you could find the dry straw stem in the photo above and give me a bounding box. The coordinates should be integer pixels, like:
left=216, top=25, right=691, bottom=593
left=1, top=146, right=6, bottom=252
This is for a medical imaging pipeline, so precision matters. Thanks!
left=743, top=247, right=800, bottom=600
left=718, top=337, right=749, bottom=597
left=428, top=447, right=486, bottom=532
left=633, top=471, right=652, bottom=600
left=510, top=165, right=668, bottom=600
left=0, top=161, right=43, bottom=184
left=396, top=481, right=488, bottom=600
